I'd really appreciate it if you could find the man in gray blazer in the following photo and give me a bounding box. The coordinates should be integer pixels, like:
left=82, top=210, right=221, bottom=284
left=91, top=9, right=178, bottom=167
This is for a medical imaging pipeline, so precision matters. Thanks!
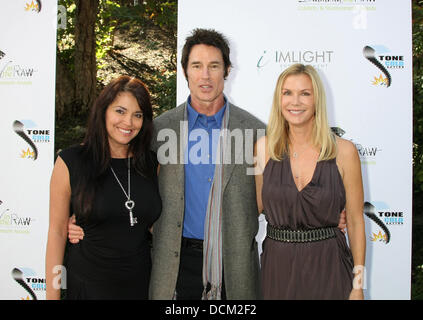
left=149, top=28, right=265, bottom=300
left=67, top=28, right=265, bottom=300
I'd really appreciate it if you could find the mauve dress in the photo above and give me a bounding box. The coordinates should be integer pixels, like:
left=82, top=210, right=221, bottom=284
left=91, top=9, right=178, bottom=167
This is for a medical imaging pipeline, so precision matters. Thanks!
left=261, top=157, right=354, bottom=300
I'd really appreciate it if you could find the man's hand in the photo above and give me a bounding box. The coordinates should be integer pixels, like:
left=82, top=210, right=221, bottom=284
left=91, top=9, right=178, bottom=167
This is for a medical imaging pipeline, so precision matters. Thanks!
left=338, top=209, right=347, bottom=234
left=68, top=214, right=84, bottom=244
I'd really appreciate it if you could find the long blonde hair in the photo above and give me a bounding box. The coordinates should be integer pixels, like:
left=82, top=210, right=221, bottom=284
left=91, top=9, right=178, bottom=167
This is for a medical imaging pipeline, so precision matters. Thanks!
left=267, top=63, right=336, bottom=161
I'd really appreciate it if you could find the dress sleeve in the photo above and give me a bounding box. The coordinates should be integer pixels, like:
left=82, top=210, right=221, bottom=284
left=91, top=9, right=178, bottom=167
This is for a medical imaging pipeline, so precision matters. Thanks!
left=57, top=144, right=84, bottom=190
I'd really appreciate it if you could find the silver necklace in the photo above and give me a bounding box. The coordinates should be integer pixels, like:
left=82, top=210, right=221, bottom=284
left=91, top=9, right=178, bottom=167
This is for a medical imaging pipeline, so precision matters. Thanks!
left=291, top=144, right=310, bottom=177
left=291, top=151, right=300, bottom=178
left=110, top=158, right=137, bottom=226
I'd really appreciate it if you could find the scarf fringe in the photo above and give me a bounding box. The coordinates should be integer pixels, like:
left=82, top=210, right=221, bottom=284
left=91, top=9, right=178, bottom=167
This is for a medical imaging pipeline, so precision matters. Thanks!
left=202, top=284, right=222, bottom=300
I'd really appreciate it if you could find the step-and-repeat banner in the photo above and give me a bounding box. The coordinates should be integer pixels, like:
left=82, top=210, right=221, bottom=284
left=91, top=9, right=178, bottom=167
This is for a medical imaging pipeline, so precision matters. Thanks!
left=0, top=1, right=57, bottom=300
left=177, top=0, right=413, bottom=299
left=0, top=0, right=412, bottom=300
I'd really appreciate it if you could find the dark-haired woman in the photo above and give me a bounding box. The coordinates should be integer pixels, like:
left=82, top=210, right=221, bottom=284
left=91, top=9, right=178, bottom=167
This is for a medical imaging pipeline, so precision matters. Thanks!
left=46, top=76, right=161, bottom=299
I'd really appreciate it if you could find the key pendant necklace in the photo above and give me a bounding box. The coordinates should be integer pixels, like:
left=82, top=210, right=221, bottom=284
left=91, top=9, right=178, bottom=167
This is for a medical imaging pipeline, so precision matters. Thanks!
left=110, top=158, right=138, bottom=226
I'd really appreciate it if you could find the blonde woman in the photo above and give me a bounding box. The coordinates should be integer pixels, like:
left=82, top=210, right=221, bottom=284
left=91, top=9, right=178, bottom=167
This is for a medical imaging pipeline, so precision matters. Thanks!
left=255, top=64, right=365, bottom=299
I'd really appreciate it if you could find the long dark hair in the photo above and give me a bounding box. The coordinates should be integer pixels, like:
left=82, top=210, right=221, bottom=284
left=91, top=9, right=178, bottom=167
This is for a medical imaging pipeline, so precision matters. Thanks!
left=74, top=75, right=154, bottom=221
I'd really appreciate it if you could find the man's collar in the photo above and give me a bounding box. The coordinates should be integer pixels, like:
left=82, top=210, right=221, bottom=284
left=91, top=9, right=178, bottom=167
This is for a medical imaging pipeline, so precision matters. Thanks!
left=186, top=96, right=228, bottom=130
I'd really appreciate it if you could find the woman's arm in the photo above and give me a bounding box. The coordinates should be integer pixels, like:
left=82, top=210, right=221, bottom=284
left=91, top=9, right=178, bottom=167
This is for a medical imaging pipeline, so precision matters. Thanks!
left=254, top=136, right=268, bottom=215
left=45, top=156, right=71, bottom=300
left=337, top=138, right=366, bottom=300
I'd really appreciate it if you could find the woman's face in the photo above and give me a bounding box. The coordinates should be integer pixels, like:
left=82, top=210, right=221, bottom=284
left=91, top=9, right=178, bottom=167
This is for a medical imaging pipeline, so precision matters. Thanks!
left=280, top=73, right=316, bottom=128
left=105, top=91, right=143, bottom=153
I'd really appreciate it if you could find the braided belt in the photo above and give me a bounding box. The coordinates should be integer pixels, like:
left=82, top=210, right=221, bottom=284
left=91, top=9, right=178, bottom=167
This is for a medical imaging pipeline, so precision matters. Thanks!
left=266, top=224, right=337, bottom=243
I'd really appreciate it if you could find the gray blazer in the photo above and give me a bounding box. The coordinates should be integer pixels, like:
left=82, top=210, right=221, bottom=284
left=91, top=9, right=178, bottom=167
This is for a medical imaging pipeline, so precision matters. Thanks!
left=149, top=101, right=266, bottom=299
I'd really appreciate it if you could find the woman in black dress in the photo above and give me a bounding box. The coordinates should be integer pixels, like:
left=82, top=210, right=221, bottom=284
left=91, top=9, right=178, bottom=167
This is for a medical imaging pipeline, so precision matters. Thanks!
left=46, top=76, right=161, bottom=299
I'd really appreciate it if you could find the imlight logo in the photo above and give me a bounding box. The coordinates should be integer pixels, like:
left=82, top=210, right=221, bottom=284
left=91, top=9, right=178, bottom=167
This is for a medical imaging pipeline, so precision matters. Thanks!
left=257, top=49, right=334, bottom=71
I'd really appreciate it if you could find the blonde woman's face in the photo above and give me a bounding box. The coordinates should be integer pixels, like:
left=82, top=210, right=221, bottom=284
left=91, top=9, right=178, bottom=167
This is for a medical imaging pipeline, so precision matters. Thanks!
left=280, top=73, right=315, bottom=128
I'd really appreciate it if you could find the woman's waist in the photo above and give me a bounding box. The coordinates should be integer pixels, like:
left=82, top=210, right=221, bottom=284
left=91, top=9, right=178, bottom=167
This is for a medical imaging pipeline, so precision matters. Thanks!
left=65, top=242, right=151, bottom=280
left=77, top=223, right=151, bottom=253
left=263, top=207, right=343, bottom=227
left=66, top=240, right=150, bottom=264
left=265, top=224, right=340, bottom=243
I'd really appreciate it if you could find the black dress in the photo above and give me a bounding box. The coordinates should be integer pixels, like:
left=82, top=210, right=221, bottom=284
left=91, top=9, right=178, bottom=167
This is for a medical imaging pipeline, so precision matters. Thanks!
left=59, top=145, right=161, bottom=299
left=261, top=157, right=354, bottom=300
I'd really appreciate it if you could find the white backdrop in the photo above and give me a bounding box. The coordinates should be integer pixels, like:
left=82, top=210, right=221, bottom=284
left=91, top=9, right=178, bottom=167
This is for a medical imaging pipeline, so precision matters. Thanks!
left=0, top=0, right=57, bottom=300
left=0, top=0, right=412, bottom=301
left=177, top=0, right=413, bottom=300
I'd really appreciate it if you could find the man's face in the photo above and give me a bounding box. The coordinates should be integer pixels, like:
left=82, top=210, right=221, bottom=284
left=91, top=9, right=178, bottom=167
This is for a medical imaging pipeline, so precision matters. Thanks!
left=185, top=44, right=228, bottom=113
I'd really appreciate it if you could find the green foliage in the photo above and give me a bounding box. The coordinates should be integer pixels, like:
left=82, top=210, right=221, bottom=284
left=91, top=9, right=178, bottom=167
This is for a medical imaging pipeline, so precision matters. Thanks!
left=57, top=0, right=118, bottom=71
left=412, top=252, right=423, bottom=299
left=412, top=0, right=423, bottom=300
left=57, top=1, right=177, bottom=71
left=143, top=0, right=177, bottom=30
left=96, top=1, right=120, bottom=66
left=55, top=0, right=177, bottom=153
left=57, top=0, right=76, bottom=71
left=151, top=71, right=177, bottom=117
left=54, top=109, right=88, bottom=155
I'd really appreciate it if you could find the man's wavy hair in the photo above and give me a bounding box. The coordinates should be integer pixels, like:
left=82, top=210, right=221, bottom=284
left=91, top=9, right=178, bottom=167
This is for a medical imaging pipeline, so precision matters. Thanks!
left=181, top=28, right=232, bottom=79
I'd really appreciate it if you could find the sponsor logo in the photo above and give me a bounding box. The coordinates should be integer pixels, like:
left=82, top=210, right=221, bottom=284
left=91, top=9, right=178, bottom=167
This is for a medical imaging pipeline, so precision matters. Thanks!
left=354, top=142, right=381, bottom=164
left=363, top=45, right=405, bottom=87
left=297, top=0, right=377, bottom=12
left=370, top=201, right=405, bottom=226
left=296, top=1, right=377, bottom=30
left=331, top=127, right=381, bottom=165
left=0, top=49, right=38, bottom=85
left=25, top=0, right=42, bottom=13
left=0, top=49, right=10, bottom=78
left=297, top=0, right=377, bottom=6
left=0, top=200, right=33, bottom=234
left=380, top=211, right=404, bottom=226
left=13, top=120, right=51, bottom=160
left=12, top=267, right=45, bottom=300
left=364, top=201, right=392, bottom=245
left=257, top=49, right=334, bottom=71
left=298, top=0, right=376, bottom=3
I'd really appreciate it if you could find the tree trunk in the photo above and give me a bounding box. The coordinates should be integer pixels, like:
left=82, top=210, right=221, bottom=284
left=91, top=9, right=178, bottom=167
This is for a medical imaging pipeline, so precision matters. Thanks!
left=74, top=0, right=99, bottom=114
left=55, top=58, right=75, bottom=118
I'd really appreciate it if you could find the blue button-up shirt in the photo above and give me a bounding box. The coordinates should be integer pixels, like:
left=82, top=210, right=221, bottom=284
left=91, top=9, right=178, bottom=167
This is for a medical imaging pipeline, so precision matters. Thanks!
left=183, top=97, right=227, bottom=239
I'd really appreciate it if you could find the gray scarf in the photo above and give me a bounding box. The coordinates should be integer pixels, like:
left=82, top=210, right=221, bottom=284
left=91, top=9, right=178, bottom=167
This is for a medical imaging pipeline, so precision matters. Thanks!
left=179, top=100, right=230, bottom=300
left=201, top=104, right=229, bottom=300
